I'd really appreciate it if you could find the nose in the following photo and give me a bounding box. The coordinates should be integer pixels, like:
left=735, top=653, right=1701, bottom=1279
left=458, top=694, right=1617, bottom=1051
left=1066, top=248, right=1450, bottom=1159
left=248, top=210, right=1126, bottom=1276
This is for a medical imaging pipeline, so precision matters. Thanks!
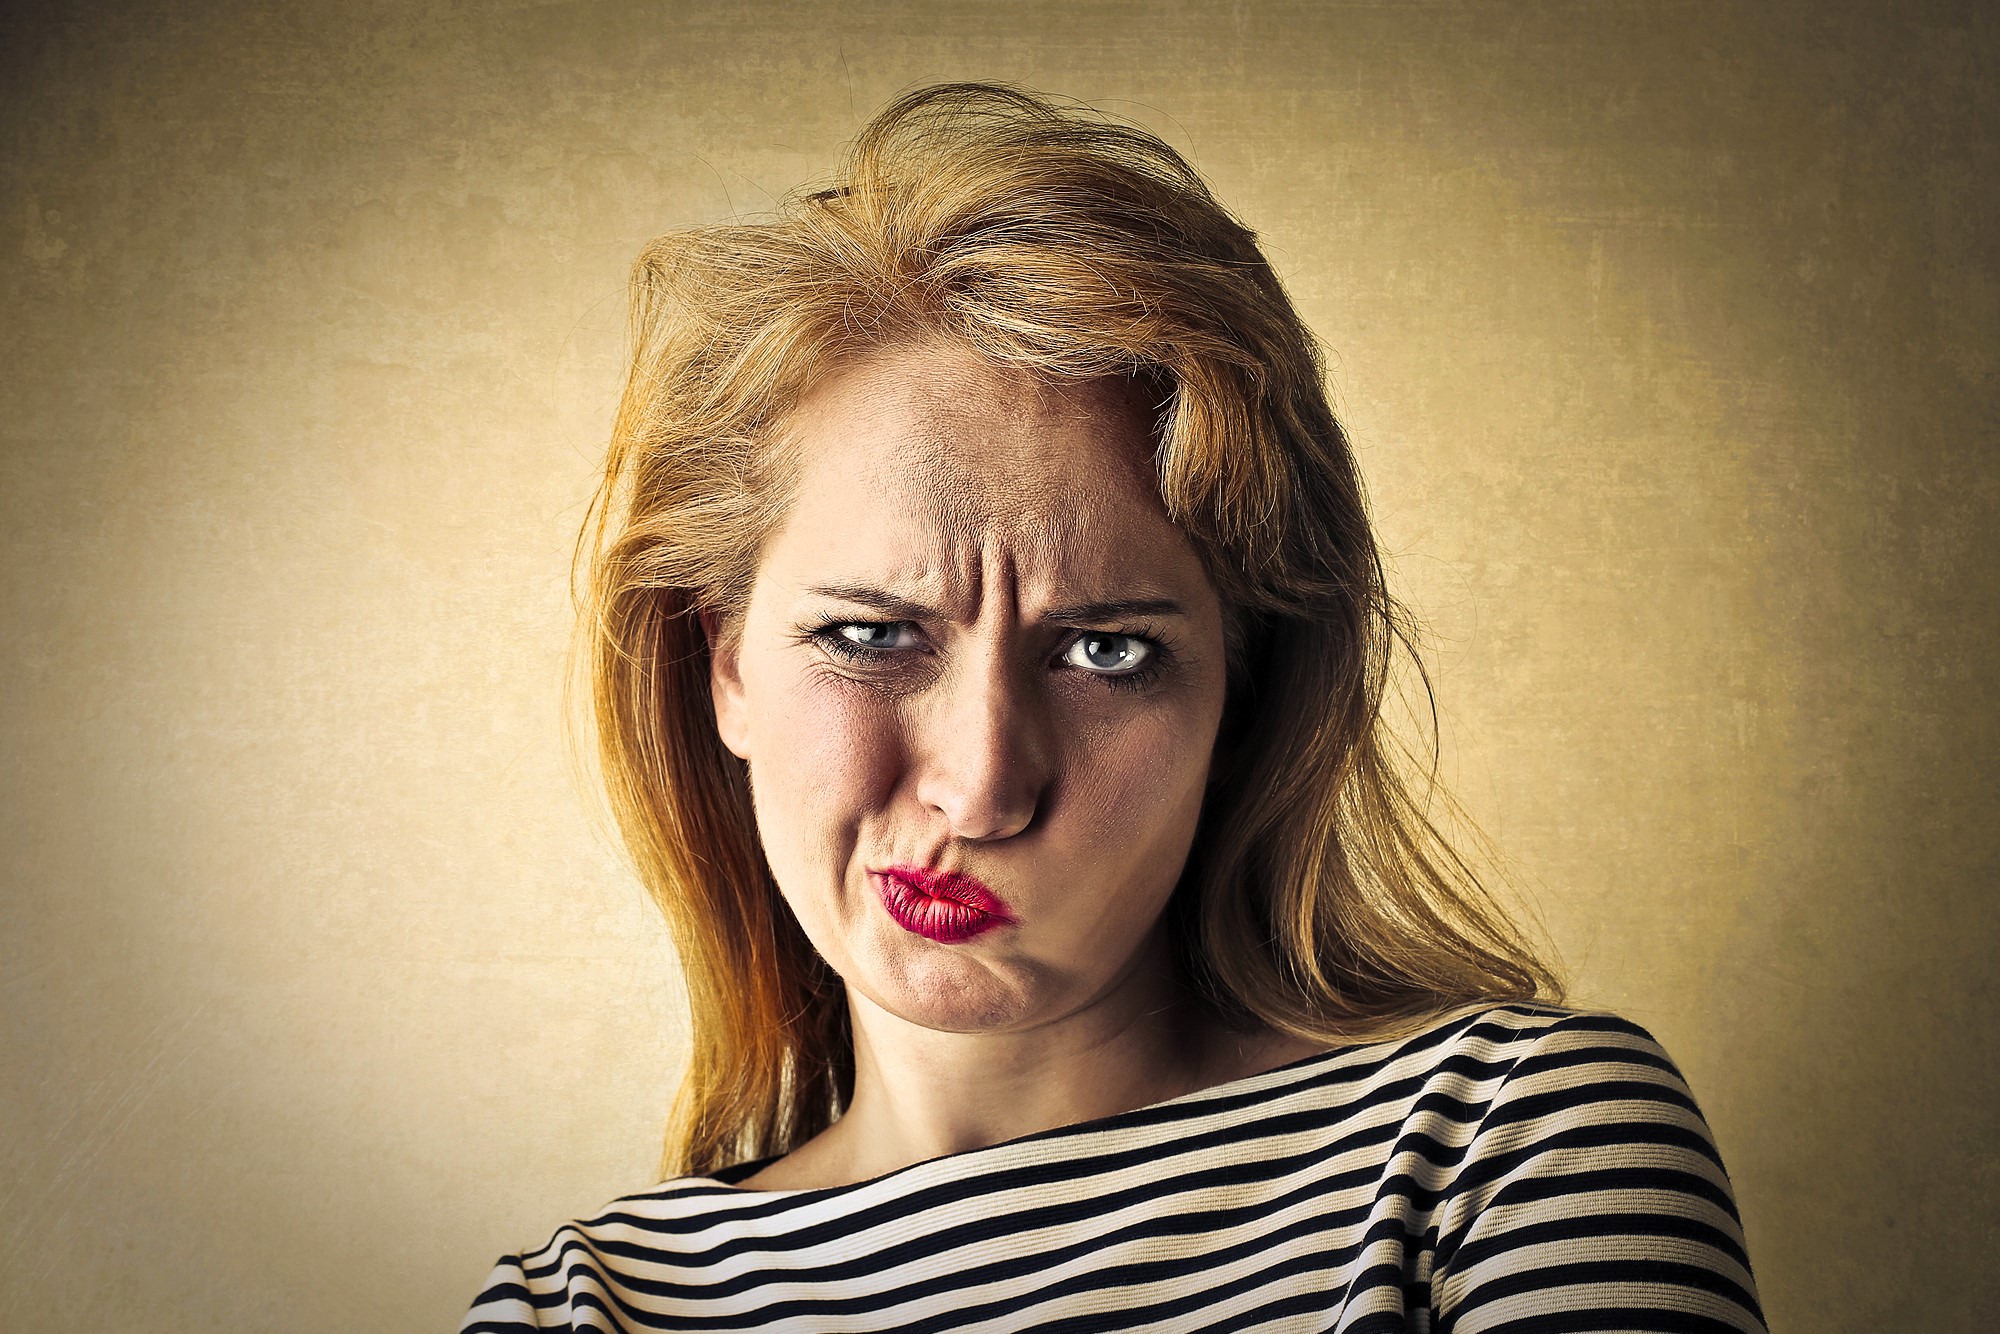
left=913, top=645, right=1054, bottom=841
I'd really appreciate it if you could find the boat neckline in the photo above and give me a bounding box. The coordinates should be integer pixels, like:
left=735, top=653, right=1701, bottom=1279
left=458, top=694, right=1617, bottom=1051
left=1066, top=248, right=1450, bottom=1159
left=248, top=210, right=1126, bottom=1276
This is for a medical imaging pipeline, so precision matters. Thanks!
left=690, top=1003, right=1534, bottom=1197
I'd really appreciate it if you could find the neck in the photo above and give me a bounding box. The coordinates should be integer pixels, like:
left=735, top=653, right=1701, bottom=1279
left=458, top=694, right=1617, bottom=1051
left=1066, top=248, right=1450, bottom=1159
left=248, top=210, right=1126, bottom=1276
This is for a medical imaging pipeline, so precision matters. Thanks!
left=790, top=931, right=1234, bottom=1187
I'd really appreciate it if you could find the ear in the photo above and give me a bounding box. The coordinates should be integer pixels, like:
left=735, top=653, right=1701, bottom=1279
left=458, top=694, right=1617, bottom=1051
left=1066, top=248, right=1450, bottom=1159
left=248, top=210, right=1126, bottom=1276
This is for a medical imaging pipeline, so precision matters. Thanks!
left=701, top=606, right=751, bottom=760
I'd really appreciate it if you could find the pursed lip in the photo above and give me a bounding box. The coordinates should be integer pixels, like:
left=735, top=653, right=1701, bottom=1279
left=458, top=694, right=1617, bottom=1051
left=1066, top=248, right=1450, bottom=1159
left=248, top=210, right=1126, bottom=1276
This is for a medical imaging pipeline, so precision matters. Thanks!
left=870, top=865, right=1018, bottom=943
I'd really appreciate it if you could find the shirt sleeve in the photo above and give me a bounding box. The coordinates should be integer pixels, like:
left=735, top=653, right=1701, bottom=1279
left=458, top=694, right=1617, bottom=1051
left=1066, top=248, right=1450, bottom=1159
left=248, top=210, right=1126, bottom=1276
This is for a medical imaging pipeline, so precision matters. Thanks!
left=459, top=1253, right=542, bottom=1332
left=1429, top=1013, right=1767, bottom=1333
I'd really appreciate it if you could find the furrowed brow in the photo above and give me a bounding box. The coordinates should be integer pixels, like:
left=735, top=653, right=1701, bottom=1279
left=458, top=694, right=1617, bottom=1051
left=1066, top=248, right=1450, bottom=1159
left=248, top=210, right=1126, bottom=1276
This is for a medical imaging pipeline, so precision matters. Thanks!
left=1039, top=597, right=1188, bottom=624
left=806, top=584, right=1187, bottom=625
left=804, top=584, right=940, bottom=621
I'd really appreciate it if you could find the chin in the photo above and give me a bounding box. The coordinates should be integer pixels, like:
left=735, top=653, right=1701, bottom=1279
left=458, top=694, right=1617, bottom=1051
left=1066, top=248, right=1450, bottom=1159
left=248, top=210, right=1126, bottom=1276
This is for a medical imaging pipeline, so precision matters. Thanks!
left=862, top=944, right=1049, bottom=1034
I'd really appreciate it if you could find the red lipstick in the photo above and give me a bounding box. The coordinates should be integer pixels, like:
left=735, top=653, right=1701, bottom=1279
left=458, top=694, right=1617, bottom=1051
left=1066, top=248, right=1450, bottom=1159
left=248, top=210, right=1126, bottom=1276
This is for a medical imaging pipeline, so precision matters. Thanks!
left=870, top=866, right=1017, bottom=944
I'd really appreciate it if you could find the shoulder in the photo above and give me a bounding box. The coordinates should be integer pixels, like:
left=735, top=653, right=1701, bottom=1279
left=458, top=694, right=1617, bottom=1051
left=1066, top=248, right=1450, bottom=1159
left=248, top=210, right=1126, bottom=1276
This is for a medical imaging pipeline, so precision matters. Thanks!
left=1406, top=1003, right=1735, bottom=1208
left=1334, top=1002, right=1702, bottom=1112
left=1262, top=1002, right=1687, bottom=1109
left=1433, top=1003, right=1720, bottom=1157
left=458, top=1177, right=749, bottom=1332
left=1411, top=999, right=1675, bottom=1063
left=1416, top=1003, right=1768, bottom=1332
left=1148, top=1004, right=1703, bottom=1177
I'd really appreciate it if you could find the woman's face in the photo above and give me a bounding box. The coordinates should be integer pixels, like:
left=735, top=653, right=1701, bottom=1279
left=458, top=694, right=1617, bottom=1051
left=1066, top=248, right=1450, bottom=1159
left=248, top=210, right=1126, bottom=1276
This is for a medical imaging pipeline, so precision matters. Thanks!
left=708, top=339, right=1229, bottom=1037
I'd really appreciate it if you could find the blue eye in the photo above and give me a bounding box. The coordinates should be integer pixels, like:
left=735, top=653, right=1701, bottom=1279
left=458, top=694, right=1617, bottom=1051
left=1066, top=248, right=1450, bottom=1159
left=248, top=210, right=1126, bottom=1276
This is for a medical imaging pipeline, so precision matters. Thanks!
left=1064, top=633, right=1151, bottom=675
left=810, top=621, right=922, bottom=663
left=836, top=622, right=915, bottom=650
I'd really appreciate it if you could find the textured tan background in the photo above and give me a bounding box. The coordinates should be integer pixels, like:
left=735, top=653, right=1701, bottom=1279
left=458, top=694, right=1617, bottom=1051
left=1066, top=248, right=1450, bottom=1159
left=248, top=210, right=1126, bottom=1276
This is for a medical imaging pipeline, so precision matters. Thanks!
left=3, top=1, right=1994, bottom=1329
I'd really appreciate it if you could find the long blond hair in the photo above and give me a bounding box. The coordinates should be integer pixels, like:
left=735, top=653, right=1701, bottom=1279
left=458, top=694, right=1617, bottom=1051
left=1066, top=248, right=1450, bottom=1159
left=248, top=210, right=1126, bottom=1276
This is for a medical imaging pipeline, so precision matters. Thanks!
left=577, top=82, right=1560, bottom=1179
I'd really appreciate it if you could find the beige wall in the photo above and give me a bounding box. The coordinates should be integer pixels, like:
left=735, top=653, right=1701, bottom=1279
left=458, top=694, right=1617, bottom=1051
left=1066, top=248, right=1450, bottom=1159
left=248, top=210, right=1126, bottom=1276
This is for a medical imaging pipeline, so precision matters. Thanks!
left=3, top=1, right=1993, bottom=1328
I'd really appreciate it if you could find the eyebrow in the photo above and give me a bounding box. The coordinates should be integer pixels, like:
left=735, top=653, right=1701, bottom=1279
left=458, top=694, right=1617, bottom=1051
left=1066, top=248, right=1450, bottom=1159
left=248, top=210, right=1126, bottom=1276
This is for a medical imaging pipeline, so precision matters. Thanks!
left=804, top=583, right=1189, bottom=624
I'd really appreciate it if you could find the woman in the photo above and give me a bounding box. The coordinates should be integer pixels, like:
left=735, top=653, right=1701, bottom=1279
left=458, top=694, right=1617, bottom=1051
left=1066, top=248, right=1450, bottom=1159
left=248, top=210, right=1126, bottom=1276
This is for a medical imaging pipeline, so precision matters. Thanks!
left=464, top=83, right=1764, bottom=1332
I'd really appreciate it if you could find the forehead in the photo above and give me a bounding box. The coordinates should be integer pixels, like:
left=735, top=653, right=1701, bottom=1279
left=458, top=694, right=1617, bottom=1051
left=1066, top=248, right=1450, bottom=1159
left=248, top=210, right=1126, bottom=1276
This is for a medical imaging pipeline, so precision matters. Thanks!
left=798, top=339, right=1167, bottom=517
left=789, top=341, right=1161, bottom=535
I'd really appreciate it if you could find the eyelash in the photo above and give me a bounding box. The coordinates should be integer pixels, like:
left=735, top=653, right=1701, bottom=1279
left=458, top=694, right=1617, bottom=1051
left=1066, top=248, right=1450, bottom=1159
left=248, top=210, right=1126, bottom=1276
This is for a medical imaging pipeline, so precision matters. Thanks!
left=805, top=620, right=1174, bottom=693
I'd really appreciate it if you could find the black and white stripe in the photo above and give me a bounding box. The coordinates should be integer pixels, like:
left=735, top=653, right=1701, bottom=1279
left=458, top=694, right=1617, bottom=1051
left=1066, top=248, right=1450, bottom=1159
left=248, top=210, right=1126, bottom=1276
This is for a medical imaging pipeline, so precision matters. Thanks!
left=463, top=1005, right=1764, bottom=1332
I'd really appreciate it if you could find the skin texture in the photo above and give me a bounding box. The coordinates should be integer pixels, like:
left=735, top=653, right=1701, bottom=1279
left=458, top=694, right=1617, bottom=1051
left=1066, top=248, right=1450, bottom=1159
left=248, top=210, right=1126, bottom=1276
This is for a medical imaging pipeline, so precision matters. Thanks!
left=707, top=339, right=1325, bottom=1190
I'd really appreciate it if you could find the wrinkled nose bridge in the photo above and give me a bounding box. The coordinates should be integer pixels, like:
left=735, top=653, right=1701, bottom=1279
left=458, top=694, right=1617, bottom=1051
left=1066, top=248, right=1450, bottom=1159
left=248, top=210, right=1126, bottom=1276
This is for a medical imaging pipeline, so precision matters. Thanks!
left=915, top=637, right=1051, bottom=839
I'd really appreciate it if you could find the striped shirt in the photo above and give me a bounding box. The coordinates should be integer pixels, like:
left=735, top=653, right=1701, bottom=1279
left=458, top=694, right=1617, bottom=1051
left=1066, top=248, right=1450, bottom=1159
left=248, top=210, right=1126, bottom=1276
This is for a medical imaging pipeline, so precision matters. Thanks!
left=462, top=1005, right=1764, bottom=1332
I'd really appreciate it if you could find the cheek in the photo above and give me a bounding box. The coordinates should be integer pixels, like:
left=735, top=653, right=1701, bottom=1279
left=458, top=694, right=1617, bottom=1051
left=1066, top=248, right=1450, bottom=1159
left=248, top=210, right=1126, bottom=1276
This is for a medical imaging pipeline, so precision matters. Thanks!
left=744, top=667, right=901, bottom=863
left=1051, top=710, right=1215, bottom=901
left=1079, top=692, right=1216, bottom=818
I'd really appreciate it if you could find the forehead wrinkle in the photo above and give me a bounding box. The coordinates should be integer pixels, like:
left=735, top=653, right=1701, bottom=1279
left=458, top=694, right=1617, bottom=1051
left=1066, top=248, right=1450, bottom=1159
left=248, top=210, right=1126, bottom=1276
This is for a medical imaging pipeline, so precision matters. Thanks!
left=891, top=427, right=1160, bottom=616
left=917, top=505, right=1129, bottom=629
left=795, top=344, right=1191, bottom=625
left=901, top=423, right=1108, bottom=546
